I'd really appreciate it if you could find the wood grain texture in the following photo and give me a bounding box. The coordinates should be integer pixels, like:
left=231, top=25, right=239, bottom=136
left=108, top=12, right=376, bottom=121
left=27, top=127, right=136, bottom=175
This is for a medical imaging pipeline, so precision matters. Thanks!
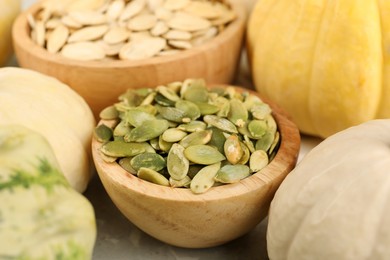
left=12, top=1, right=246, bottom=119
left=91, top=86, right=301, bottom=248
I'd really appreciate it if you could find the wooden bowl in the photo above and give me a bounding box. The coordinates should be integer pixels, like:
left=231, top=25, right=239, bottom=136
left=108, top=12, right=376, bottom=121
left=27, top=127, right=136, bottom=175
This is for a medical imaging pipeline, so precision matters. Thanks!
left=91, top=85, right=301, bottom=248
left=12, top=1, right=246, bottom=119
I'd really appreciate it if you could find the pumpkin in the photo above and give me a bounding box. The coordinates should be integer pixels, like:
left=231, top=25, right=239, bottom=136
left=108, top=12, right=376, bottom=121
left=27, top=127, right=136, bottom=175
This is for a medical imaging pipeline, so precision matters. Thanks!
left=267, top=119, right=390, bottom=259
left=0, top=125, right=96, bottom=259
left=0, top=0, right=20, bottom=66
left=0, top=67, right=96, bottom=192
left=247, top=0, right=390, bottom=138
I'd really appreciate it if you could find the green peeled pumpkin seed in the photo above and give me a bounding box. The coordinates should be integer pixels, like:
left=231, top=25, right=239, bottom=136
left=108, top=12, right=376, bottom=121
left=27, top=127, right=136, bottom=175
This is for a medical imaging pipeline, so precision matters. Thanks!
left=214, top=164, right=251, bottom=183
left=184, top=145, right=226, bottom=165
left=137, top=167, right=170, bottom=186
left=130, top=153, right=166, bottom=172
left=190, top=162, right=221, bottom=194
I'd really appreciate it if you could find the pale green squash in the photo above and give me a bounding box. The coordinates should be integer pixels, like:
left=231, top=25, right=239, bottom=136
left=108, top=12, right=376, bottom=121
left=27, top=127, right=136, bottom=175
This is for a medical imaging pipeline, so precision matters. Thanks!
left=0, top=125, right=96, bottom=259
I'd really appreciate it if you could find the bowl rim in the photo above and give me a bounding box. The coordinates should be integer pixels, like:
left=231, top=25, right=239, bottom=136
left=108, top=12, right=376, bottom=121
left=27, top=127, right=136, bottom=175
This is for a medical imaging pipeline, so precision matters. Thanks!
left=12, top=0, right=247, bottom=69
left=91, top=85, right=301, bottom=202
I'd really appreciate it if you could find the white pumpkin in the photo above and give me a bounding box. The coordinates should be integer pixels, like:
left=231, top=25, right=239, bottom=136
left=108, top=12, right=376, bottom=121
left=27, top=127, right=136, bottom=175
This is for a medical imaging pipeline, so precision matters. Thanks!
left=267, top=119, right=390, bottom=260
left=0, top=67, right=95, bottom=192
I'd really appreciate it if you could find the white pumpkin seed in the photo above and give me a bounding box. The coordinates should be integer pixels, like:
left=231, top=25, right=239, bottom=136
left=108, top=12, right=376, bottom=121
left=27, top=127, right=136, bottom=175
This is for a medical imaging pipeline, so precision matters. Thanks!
left=127, top=14, right=157, bottom=31
left=103, top=26, right=130, bottom=44
left=46, top=24, right=69, bottom=53
left=164, top=29, right=192, bottom=40
left=68, top=10, right=107, bottom=25
left=119, top=0, right=146, bottom=21
left=68, top=25, right=109, bottom=43
left=167, top=12, right=211, bottom=32
left=163, top=0, right=190, bottom=11
left=106, top=0, right=125, bottom=21
left=61, top=41, right=106, bottom=61
left=119, top=37, right=166, bottom=60
left=150, top=21, right=169, bottom=36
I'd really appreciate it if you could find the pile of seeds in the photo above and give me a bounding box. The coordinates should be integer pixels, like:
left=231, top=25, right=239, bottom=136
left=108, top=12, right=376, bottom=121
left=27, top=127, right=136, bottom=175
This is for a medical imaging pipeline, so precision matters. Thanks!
left=28, top=0, right=236, bottom=61
left=94, top=79, right=280, bottom=194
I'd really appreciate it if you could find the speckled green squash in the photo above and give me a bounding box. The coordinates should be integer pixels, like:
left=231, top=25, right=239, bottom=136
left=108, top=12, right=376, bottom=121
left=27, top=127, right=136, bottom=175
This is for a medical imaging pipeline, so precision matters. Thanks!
left=0, top=125, right=96, bottom=259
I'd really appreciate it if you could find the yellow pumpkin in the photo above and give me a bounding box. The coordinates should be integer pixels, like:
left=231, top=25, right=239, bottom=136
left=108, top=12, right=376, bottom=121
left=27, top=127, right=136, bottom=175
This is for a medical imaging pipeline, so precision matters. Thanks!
left=247, top=0, right=390, bottom=138
left=0, top=0, right=20, bottom=66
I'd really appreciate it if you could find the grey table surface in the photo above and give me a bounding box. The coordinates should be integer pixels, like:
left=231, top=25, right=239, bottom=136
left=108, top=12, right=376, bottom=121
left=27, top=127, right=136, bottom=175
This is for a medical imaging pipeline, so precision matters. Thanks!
left=14, top=1, right=323, bottom=258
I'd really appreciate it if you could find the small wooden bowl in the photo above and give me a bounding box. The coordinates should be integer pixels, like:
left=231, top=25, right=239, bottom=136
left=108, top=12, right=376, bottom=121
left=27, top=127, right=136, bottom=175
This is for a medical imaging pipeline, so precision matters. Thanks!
left=12, top=1, right=246, bottom=119
left=91, top=86, right=301, bottom=248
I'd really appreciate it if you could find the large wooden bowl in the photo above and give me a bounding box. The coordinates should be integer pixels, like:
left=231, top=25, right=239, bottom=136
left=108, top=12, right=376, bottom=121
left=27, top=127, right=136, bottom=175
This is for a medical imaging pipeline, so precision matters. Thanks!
left=12, top=1, right=246, bottom=118
left=91, top=85, right=301, bottom=248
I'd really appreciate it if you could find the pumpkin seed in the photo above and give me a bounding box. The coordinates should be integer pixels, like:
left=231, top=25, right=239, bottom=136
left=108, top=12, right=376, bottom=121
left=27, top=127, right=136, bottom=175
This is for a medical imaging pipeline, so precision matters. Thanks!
left=181, top=79, right=208, bottom=102
left=125, top=109, right=156, bottom=127
left=207, top=126, right=226, bottom=154
left=243, top=134, right=256, bottom=153
left=224, top=134, right=243, bottom=165
left=99, top=105, right=119, bottom=120
left=214, top=164, right=250, bottom=184
left=156, top=105, right=187, bottom=123
left=203, top=115, right=238, bottom=133
left=119, top=0, right=146, bottom=21
left=151, top=21, right=169, bottom=36
left=249, top=150, right=269, bottom=173
left=162, top=128, right=188, bottom=142
left=128, top=14, right=158, bottom=31
left=46, top=24, right=69, bottom=53
left=168, top=12, right=211, bottom=32
left=237, top=142, right=250, bottom=165
left=156, top=85, right=181, bottom=102
left=94, top=124, right=113, bottom=143
left=118, top=157, right=137, bottom=174
left=179, top=129, right=212, bottom=148
left=266, top=114, right=278, bottom=136
left=67, top=25, right=109, bottom=43
left=177, top=120, right=207, bottom=132
left=194, top=102, right=219, bottom=115
left=184, top=145, right=225, bottom=165
left=99, top=151, right=118, bottom=163
left=119, top=37, right=166, bottom=60
left=170, top=175, right=191, bottom=188
left=125, top=119, right=169, bottom=142
left=164, top=0, right=190, bottom=11
left=268, top=131, right=280, bottom=156
left=167, top=143, right=189, bottom=180
left=61, top=41, right=106, bottom=61
left=228, top=98, right=248, bottom=127
left=248, top=120, right=267, bottom=139
left=100, top=140, right=148, bottom=157
left=190, top=162, right=220, bottom=194
left=154, top=93, right=176, bottom=106
left=175, top=100, right=201, bottom=120
left=255, top=131, right=275, bottom=152
left=251, top=103, right=272, bottom=120
left=95, top=78, right=280, bottom=193
left=137, top=167, right=170, bottom=186
left=113, top=120, right=132, bottom=137
left=130, top=152, right=166, bottom=171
